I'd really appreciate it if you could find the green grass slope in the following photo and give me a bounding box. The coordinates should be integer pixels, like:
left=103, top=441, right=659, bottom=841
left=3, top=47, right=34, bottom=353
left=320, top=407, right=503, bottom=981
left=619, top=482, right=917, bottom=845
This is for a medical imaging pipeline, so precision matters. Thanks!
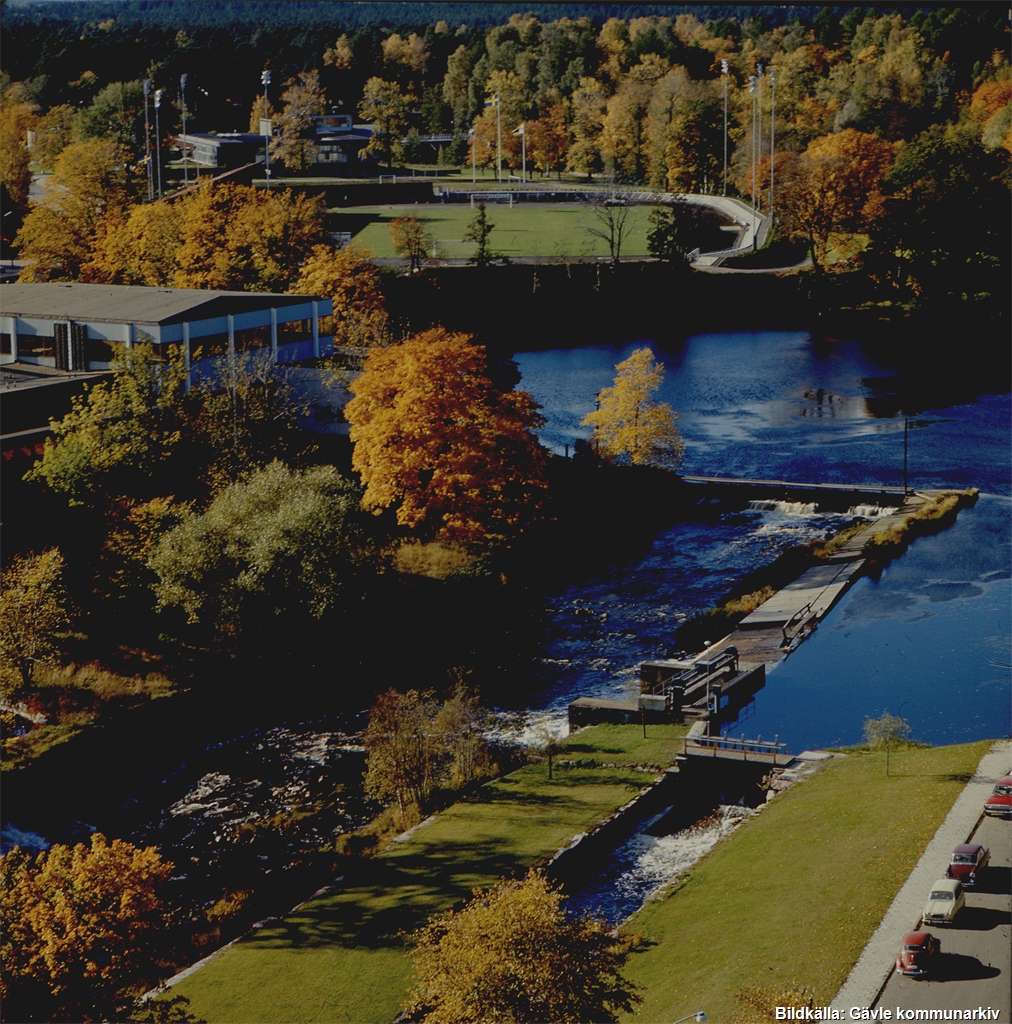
left=622, top=741, right=992, bottom=1022
left=172, top=724, right=686, bottom=1023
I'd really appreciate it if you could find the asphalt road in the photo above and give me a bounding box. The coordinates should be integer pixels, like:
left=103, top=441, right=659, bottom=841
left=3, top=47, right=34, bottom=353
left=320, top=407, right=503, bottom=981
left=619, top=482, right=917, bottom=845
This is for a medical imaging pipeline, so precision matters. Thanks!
left=878, top=811, right=1011, bottom=1016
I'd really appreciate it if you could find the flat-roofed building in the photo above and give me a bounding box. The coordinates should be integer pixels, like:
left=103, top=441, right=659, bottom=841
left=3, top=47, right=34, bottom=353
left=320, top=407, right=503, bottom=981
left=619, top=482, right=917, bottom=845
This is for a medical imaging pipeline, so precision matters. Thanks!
left=1, top=283, right=335, bottom=373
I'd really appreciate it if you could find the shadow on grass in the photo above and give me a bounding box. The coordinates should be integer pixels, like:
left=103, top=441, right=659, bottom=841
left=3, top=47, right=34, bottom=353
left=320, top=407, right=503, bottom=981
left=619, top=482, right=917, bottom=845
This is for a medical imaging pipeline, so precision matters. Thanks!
left=887, top=773, right=975, bottom=782
left=934, top=952, right=1002, bottom=982
left=564, top=743, right=624, bottom=755
left=325, top=212, right=386, bottom=237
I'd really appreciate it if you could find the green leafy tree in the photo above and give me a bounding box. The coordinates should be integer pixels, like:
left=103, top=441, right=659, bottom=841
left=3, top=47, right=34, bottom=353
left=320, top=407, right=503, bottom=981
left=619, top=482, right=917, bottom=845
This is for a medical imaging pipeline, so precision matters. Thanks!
left=646, top=199, right=705, bottom=264
left=0, top=548, right=69, bottom=690
left=863, top=711, right=912, bottom=776
left=582, top=347, right=684, bottom=470
left=149, top=461, right=370, bottom=635
left=0, top=834, right=173, bottom=1023
left=76, top=80, right=147, bottom=159
left=462, top=202, right=498, bottom=266
left=25, top=342, right=189, bottom=504
left=404, top=869, right=641, bottom=1024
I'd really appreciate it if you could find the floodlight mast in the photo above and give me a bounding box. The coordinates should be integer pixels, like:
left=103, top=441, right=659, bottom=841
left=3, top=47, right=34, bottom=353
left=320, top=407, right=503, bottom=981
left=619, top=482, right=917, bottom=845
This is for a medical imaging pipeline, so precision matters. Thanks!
left=261, top=69, right=272, bottom=189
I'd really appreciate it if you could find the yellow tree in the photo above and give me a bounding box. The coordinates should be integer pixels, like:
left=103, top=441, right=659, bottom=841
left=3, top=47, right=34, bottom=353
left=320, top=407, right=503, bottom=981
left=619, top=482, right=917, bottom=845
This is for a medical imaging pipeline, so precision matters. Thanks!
left=0, top=549, right=69, bottom=691
left=0, top=91, right=38, bottom=211
left=359, top=77, right=414, bottom=168
left=294, top=243, right=389, bottom=348
left=15, top=138, right=136, bottom=281
left=269, top=69, right=326, bottom=173
left=247, top=94, right=277, bottom=133
left=582, top=347, right=684, bottom=470
left=84, top=199, right=183, bottom=285
left=173, top=179, right=326, bottom=291
left=0, top=834, right=173, bottom=1023
left=404, top=869, right=640, bottom=1024
left=526, top=103, right=569, bottom=179
left=390, top=216, right=432, bottom=272
left=29, top=103, right=78, bottom=171
left=345, top=328, right=548, bottom=547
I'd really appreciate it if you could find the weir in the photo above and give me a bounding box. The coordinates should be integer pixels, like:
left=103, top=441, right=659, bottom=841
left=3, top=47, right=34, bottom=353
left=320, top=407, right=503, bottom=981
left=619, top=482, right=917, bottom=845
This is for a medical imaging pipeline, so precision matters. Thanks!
left=568, top=488, right=974, bottom=735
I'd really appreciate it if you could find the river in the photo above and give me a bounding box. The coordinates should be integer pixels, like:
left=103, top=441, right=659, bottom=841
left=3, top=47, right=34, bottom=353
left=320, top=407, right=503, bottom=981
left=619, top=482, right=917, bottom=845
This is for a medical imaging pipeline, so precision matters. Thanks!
left=513, top=331, right=1011, bottom=749
left=4, top=329, right=1008, bottom=926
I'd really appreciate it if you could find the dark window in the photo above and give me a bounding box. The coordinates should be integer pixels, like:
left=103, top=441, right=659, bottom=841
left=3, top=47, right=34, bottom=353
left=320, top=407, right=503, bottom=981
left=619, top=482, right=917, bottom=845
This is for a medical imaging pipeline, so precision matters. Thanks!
left=18, top=333, right=55, bottom=358
left=235, top=326, right=271, bottom=351
left=278, top=319, right=311, bottom=344
left=151, top=342, right=180, bottom=362
left=86, top=338, right=115, bottom=364
left=191, top=333, right=228, bottom=357
left=1, top=333, right=11, bottom=354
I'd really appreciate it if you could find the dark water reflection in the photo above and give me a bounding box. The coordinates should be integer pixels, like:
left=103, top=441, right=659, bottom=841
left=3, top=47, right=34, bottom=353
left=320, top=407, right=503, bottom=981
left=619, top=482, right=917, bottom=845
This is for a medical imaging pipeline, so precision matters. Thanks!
left=514, top=333, right=1011, bottom=750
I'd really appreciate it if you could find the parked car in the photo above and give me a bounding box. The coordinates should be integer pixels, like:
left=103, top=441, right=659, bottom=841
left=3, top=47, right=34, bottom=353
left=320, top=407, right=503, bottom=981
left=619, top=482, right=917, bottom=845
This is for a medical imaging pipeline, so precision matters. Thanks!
left=984, top=774, right=1012, bottom=818
left=895, top=931, right=942, bottom=977
left=922, top=878, right=965, bottom=926
left=946, top=843, right=990, bottom=886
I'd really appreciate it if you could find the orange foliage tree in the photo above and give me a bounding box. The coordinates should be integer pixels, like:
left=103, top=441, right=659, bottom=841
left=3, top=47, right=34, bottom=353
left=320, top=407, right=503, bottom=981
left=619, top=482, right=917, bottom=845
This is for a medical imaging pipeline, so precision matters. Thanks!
left=777, top=128, right=896, bottom=270
left=345, top=329, right=548, bottom=547
left=1, top=833, right=174, bottom=1022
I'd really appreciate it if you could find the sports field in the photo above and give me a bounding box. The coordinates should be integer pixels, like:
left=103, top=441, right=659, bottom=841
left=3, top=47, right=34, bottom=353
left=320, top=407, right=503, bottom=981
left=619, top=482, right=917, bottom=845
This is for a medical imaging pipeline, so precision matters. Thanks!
left=329, top=203, right=657, bottom=260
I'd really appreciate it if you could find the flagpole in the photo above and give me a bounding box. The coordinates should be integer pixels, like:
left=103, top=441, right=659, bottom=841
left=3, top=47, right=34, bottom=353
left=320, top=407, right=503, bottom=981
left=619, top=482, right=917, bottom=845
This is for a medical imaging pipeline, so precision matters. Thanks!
left=143, top=79, right=153, bottom=201
left=180, top=73, right=189, bottom=187
left=471, top=125, right=475, bottom=185
left=721, top=59, right=728, bottom=197
left=521, top=122, right=526, bottom=183
left=154, top=89, right=163, bottom=197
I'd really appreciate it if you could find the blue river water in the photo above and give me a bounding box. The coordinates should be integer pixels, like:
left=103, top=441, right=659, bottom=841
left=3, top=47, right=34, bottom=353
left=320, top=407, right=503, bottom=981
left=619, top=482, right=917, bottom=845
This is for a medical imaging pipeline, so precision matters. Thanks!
left=514, top=332, right=1012, bottom=751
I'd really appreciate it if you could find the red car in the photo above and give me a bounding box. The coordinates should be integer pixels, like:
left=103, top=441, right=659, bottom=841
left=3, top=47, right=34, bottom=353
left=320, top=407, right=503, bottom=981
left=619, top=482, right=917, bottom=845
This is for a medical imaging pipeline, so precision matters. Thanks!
left=895, top=931, right=941, bottom=978
left=984, top=774, right=1012, bottom=818
left=945, top=843, right=990, bottom=886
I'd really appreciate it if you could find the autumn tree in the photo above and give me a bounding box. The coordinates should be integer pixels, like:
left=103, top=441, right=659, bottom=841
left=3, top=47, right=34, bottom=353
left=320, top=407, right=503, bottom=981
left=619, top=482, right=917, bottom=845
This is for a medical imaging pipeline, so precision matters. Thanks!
left=0, top=833, right=174, bottom=1023
left=359, top=77, right=413, bottom=168
left=0, top=88, right=38, bottom=214
left=85, top=199, right=183, bottom=286
left=462, top=202, right=498, bottom=266
left=777, top=128, right=895, bottom=271
left=149, top=461, right=370, bottom=635
left=390, top=216, right=432, bottom=272
left=404, top=869, right=640, bottom=1024
left=323, top=34, right=354, bottom=71
left=526, top=103, right=569, bottom=179
left=0, top=549, right=69, bottom=691
left=582, top=347, right=684, bottom=470
left=24, top=342, right=189, bottom=504
left=345, top=329, right=548, bottom=547
left=30, top=103, right=80, bottom=171
left=15, top=138, right=137, bottom=281
left=294, top=243, right=389, bottom=349
left=269, top=69, right=326, bottom=173
left=172, top=179, right=326, bottom=291
left=247, top=93, right=277, bottom=134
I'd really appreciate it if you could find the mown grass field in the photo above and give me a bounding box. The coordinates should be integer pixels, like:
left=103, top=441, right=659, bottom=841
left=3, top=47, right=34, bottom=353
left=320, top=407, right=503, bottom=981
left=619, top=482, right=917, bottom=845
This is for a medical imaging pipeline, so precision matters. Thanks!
left=170, top=724, right=682, bottom=1023
left=329, top=203, right=658, bottom=260
left=621, top=741, right=993, bottom=1022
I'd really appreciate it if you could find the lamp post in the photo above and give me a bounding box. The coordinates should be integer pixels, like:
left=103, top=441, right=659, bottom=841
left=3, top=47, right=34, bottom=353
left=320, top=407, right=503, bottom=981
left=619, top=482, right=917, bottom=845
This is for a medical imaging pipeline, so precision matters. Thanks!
left=769, top=67, right=776, bottom=220
left=180, top=73, right=189, bottom=187
left=671, top=1013, right=708, bottom=1024
left=154, top=89, right=164, bottom=197
left=261, top=69, right=272, bottom=189
left=903, top=414, right=909, bottom=494
left=756, top=63, right=763, bottom=211
left=748, top=75, right=757, bottom=213
left=143, top=79, right=153, bottom=201
left=720, top=59, right=728, bottom=196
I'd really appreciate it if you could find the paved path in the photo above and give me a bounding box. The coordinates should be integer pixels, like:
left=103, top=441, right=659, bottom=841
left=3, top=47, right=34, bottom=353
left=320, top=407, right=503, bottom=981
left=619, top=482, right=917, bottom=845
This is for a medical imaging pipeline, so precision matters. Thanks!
left=831, top=741, right=1012, bottom=1012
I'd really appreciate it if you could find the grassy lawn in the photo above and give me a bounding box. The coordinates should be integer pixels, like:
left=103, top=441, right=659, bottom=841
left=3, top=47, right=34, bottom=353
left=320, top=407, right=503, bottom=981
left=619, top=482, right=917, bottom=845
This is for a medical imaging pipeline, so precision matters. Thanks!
left=171, top=725, right=675, bottom=1023
left=621, top=741, right=993, bottom=1022
left=329, top=203, right=658, bottom=260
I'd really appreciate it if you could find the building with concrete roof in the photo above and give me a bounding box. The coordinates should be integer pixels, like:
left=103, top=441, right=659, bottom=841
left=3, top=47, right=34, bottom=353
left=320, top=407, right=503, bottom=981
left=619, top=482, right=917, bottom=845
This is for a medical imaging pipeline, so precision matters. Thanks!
left=1, top=282, right=334, bottom=374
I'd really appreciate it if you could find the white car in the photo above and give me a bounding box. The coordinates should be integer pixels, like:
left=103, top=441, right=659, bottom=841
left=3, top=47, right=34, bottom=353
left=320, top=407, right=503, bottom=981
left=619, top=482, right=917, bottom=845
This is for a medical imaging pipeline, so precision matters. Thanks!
left=921, top=878, right=965, bottom=926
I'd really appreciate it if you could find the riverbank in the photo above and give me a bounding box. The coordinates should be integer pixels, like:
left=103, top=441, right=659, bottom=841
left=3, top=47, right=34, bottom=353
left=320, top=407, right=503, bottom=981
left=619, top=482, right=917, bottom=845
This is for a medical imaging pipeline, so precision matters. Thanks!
left=163, top=724, right=683, bottom=1023
left=621, top=740, right=994, bottom=1022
